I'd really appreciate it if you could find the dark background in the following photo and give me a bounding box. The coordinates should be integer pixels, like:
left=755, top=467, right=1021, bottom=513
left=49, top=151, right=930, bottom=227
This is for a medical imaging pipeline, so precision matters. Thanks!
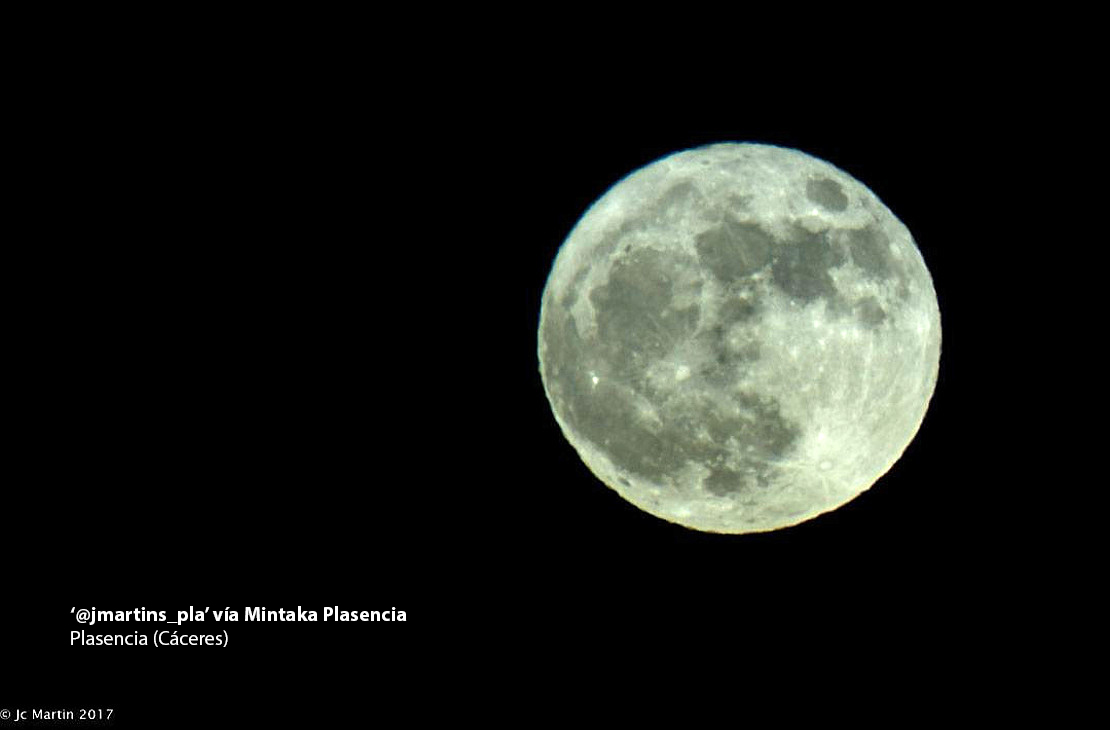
left=5, top=35, right=1082, bottom=724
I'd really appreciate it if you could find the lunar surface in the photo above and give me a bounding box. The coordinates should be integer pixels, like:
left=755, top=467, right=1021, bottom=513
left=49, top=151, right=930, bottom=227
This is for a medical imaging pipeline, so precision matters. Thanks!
left=538, top=143, right=940, bottom=534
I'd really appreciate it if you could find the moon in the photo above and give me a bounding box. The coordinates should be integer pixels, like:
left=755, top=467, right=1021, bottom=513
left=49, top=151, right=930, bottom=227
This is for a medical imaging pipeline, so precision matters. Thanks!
left=537, top=143, right=940, bottom=534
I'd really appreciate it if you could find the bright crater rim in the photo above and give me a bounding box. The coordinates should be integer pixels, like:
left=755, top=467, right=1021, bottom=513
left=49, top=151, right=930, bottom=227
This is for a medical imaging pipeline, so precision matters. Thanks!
left=538, top=143, right=941, bottom=534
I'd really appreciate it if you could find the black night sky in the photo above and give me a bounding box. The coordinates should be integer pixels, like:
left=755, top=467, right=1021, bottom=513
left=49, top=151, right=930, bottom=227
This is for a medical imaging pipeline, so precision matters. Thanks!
left=6, top=40, right=1084, bottom=724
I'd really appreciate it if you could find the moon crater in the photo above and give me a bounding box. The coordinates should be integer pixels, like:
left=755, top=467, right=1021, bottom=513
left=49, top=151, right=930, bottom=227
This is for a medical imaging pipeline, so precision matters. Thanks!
left=539, top=143, right=940, bottom=533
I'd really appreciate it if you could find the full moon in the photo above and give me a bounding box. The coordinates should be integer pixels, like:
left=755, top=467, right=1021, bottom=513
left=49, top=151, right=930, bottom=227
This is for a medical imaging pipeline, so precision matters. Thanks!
left=538, top=143, right=940, bottom=534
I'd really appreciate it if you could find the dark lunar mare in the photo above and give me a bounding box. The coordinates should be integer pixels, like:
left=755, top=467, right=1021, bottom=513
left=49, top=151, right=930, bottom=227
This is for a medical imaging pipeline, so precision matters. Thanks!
left=692, top=212, right=907, bottom=328
left=541, top=239, right=803, bottom=502
left=805, top=178, right=849, bottom=211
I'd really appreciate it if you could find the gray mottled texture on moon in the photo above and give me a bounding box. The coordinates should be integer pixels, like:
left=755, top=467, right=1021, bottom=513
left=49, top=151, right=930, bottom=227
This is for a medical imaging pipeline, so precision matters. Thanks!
left=538, top=143, right=941, bottom=534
